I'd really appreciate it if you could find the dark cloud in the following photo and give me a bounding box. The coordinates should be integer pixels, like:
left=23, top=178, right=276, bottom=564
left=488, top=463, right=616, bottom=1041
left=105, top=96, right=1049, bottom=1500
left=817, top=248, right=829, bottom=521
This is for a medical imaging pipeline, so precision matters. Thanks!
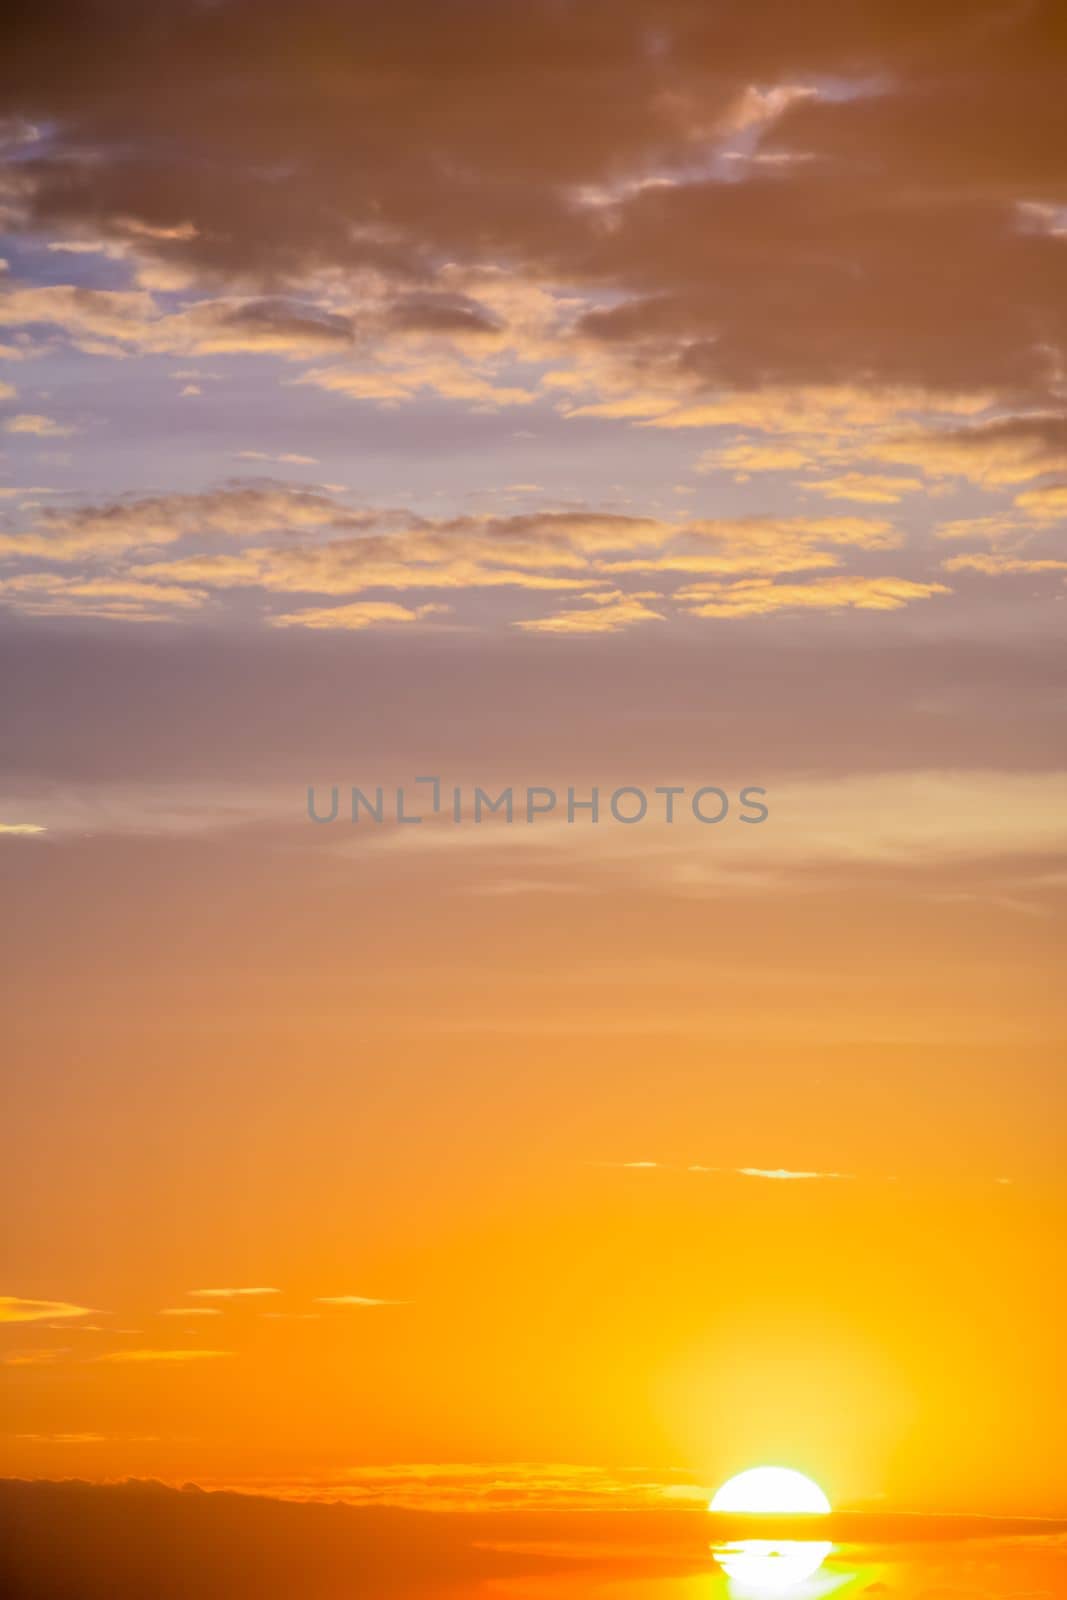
left=387, top=293, right=501, bottom=338
left=874, top=412, right=1067, bottom=484
left=1, top=2, right=1064, bottom=399
left=206, top=299, right=354, bottom=350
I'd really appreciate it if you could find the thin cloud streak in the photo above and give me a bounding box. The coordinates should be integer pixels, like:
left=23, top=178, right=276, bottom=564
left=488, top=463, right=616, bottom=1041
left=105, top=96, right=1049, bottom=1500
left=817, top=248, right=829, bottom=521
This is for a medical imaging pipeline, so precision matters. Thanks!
left=186, top=1287, right=281, bottom=1300
left=0, top=1296, right=99, bottom=1324
left=94, top=1350, right=234, bottom=1364
left=314, top=1296, right=412, bottom=1308
left=594, top=1163, right=854, bottom=1180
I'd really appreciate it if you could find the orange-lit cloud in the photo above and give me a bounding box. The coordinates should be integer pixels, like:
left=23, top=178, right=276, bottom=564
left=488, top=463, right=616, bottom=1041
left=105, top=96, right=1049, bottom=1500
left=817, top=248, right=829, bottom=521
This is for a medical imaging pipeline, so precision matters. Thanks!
left=314, top=1296, right=411, bottom=1308
left=515, top=596, right=665, bottom=634
left=268, top=600, right=446, bottom=631
left=186, top=1288, right=280, bottom=1300
left=874, top=415, right=1067, bottom=486
left=2, top=412, right=74, bottom=437
left=0, top=488, right=946, bottom=630
left=598, top=1163, right=854, bottom=1180
left=95, top=1350, right=233, bottom=1364
left=802, top=474, right=924, bottom=504
left=679, top=575, right=950, bottom=617
left=2, top=1349, right=69, bottom=1367
left=0, top=1296, right=98, bottom=1324
left=942, top=554, right=1067, bottom=577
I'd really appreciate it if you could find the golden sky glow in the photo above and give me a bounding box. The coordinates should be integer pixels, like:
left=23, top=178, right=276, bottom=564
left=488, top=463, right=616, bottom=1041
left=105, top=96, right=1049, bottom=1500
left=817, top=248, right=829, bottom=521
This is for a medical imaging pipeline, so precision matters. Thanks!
left=0, top=10, right=1065, bottom=1589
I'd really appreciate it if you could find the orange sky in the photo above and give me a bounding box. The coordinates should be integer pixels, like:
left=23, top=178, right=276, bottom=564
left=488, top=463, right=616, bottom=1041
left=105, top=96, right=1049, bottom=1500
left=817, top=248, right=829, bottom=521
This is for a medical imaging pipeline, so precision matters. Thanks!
left=1, top=0, right=1065, bottom=1522
left=3, top=832, right=1064, bottom=1509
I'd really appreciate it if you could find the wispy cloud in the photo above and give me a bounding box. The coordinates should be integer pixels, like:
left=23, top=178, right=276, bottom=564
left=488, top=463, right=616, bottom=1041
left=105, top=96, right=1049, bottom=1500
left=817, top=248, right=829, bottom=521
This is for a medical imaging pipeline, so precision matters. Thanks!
left=15, top=1432, right=107, bottom=1443
left=239, top=1461, right=712, bottom=1512
left=158, top=1307, right=222, bottom=1318
left=2, top=412, right=76, bottom=437
left=679, top=575, right=949, bottom=618
left=95, top=1349, right=233, bottom=1364
left=942, top=553, right=1067, bottom=577
left=722, top=1166, right=853, bottom=1181
left=381, top=768, right=1067, bottom=887
left=0, top=484, right=953, bottom=630
left=0, top=1295, right=98, bottom=1324
left=0, top=572, right=207, bottom=621
left=515, top=595, right=665, bottom=634
left=595, top=1162, right=853, bottom=1180
left=44, top=1323, right=113, bottom=1332
left=2, top=1348, right=69, bottom=1366
left=235, top=450, right=319, bottom=465
left=186, top=1287, right=280, bottom=1300
left=802, top=473, right=924, bottom=504
left=314, top=1295, right=411, bottom=1308
left=268, top=600, right=447, bottom=631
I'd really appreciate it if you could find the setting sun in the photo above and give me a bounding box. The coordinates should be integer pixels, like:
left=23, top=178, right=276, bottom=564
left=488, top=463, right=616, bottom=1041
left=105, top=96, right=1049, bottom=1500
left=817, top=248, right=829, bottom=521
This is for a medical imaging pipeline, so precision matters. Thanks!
left=710, top=1467, right=832, bottom=1516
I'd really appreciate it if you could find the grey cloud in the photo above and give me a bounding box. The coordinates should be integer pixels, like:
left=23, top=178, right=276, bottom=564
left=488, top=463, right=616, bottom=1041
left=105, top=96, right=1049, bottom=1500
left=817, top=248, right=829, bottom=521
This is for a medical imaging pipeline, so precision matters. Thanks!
left=2, top=2, right=1064, bottom=404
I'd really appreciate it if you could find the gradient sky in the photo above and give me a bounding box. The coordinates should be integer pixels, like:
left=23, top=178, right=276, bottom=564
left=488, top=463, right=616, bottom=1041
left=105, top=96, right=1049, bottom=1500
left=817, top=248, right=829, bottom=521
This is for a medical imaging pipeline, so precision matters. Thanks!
left=0, top=1, right=1064, bottom=1519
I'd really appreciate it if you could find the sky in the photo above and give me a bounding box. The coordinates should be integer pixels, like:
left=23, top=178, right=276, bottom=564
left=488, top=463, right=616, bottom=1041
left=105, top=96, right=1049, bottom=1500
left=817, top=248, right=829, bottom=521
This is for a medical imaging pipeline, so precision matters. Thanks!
left=0, top=0, right=1065, bottom=1525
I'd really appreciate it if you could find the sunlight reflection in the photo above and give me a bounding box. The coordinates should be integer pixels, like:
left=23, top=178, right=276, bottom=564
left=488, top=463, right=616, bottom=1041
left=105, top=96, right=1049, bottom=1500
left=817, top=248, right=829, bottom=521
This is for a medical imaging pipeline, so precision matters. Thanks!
left=711, top=1539, right=835, bottom=1594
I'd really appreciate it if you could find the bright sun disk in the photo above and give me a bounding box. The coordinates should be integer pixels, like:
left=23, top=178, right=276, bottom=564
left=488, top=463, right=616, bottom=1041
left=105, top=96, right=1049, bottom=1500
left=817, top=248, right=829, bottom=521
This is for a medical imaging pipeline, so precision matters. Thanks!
left=709, top=1466, right=831, bottom=1516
